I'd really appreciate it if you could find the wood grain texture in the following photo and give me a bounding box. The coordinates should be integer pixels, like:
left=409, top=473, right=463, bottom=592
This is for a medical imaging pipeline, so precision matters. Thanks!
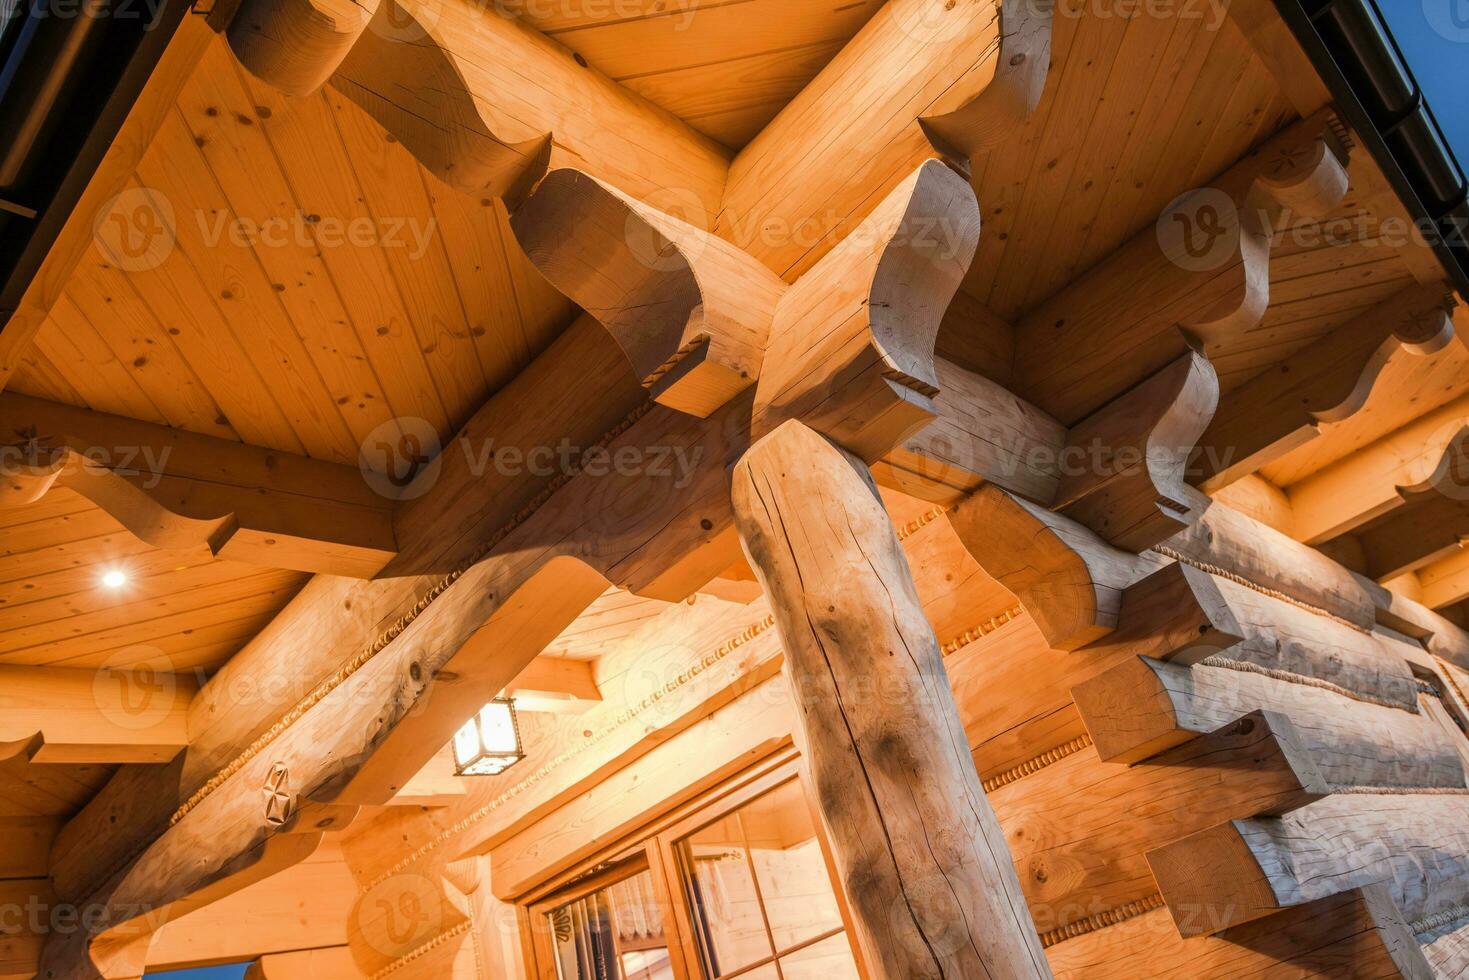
left=732, top=419, right=1050, bottom=979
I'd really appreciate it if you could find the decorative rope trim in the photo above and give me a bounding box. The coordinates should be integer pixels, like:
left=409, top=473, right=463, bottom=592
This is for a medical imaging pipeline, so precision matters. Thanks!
left=1412, top=905, right=1469, bottom=938
left=1038, top=893, right=1165, bottom=948
left=1327, top=785, right=1469, bottom=795
left=983, top=734, right=1092, bottom=793
left=895, top=506, right=946, bottom=541
left=1436, top=655, right=1469, bottom=711
left=941, top=606, right=1025, bottom=656
left=1149, top=544, right=1371, bottom=635
left=1196, top=655, right=1408, bottom=712
left=372, top=920, right=473, bottom=979
left=643, top=333, right=710, bottom=388
left=168, top=402, right=654, bottom=828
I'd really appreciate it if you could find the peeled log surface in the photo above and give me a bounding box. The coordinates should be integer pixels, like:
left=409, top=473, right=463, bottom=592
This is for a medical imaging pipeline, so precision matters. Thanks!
left=1072, top=656, right=1468, bottom=788
left=989, top=711, right=1326, bottom=941
left=1162, top=487, right=1378, bottom=630
left=1084, top=562, right=1420, bottom=710
left=1045, top=885, right=1432, bottom=980
left=1147, top=793, right=1469, bottom=937
left=732, top=419, right=1050, bottom=979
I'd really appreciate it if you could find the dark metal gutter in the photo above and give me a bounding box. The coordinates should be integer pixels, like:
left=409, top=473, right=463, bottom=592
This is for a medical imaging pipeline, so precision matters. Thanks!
left=0, top=0, right=193, bottom=329
left=1276, top=0, right=1469, bottom=300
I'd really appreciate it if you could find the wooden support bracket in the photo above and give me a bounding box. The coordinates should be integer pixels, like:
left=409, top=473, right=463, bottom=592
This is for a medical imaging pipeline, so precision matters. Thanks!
left=1195, top=284, right=1458, bottom=492
left=1012, top=110, right=1350, bottom=425
left=510, top=168, right=786, bottom=417
left=754, top=158, right=981, bottom=462
left=1053, top=350, right=1219, bottom=551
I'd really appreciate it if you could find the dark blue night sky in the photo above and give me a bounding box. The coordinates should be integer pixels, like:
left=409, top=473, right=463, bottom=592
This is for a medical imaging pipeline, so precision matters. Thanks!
left=1379, top=3, right=1469, bottom=165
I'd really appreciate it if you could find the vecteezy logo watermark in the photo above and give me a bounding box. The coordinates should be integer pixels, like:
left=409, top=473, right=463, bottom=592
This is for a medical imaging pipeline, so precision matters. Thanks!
left=359, top=416, right=444, bottom=501
left=93, top=646, right=178, bottom=731
left=368, top=0, right=443, bottom=42
left=1156, top=187, right=1238, bottom=272
left=0, top=438, right=172, bottom=489
left=1423, top=0, right=1469, bottom=42
left=357, top=874, right=444, bottom=957
left=196, top=210, right=440, bottom=261
left=93, top=187, right=177, bottom=272
left=357, top=416, right=706, bottom=500
left=625, top=186, right=713, bottom=273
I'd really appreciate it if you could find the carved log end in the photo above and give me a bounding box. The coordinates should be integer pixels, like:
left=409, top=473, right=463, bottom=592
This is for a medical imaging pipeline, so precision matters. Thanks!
left=513, top=169, right=779, bottom=418
left=228, top=0, right=379, bottom=97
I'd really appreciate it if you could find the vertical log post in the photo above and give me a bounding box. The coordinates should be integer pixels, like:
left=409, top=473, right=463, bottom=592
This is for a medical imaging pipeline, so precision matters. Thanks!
left=730, top=419, right=1049, bottom=979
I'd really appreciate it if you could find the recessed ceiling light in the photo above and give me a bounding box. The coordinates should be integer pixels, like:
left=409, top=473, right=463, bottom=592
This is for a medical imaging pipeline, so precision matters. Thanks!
left=100, top=569, right=128, bottom=589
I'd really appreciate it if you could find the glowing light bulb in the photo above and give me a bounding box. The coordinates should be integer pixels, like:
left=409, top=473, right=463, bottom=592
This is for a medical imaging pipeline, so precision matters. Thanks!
left=101, top=569, right=128, bottom=589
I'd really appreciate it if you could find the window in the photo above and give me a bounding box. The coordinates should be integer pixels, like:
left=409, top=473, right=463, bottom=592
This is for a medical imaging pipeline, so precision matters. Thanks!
left=524, top=758, right=864, bottom=980
left=544, top=863, right=675, bottom=980
left=675, top=779, right=858, bottom=980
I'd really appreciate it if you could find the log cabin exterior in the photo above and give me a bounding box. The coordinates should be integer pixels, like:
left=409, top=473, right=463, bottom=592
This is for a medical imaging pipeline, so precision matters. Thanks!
left=2, top=0, right=1469, bottom=977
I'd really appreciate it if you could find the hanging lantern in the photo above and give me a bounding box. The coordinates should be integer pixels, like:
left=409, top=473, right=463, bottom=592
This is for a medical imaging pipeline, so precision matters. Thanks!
left=451, top=698, right=525, bottom=776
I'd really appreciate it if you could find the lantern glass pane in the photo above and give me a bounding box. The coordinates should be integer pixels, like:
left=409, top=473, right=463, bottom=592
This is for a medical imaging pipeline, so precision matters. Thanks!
left=479, top=701, right=519, bottom=754
left=452, top=716, right=481, bottom=769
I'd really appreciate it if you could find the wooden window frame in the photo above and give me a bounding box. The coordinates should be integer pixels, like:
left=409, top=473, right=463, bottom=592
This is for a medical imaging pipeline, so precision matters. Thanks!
left=518, top=749, right=868, bottom=980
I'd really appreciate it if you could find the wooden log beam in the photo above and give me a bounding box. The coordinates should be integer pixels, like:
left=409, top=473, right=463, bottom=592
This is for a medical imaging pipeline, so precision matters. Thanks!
left=1045, top=884, right=1434, bottom=980
left=1162, top=486, right=1379, bottom=630
left=1011, top=110, right=1350, bottom=425
left=502, top=654, right=600, bottom=714
left=1147, top=793, right=1469, bottom=937
left=1194, top=285, right=1457, bottom=492
left=0, top=392, right=396, bottom=578
left=1319, top=428, right=1469, bottom=581
left=510, top=168, right=787, bottom=417
left=1081, top=562, right=1421, bottom=710
left=0, top=666, right=197, bottom=765
left=231, top=0, right=730, bottom=212
left=873, top=354, right=1066, bottom=505
left=1072, top=655, right=1468, bottom=788
left=990, top=711, right=1327, bottom=941
left=1052, top=351, right=1218, bottom=550
left=731, top=419, right=1049, bottom=979
left=946, top=485, right=1161, bottom=651
left=1287, top=392, right=1469, bottom=545
left=717, top=0, right=1052, bottom=280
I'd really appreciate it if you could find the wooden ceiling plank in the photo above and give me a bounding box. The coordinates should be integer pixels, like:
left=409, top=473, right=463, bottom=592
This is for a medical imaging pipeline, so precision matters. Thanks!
left=1015, top=9, right=1182, bottom=314
left=983, top=7, right=1134, bottom=318
left=137, top=114, right=361, bottom=464
left=60, top=246, right=240, bottom=444
left=324, top=84, right=493, bottom=429
left=178, top=41, right=400, bottom=453
left=236, top=67, right=453, bottom=435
